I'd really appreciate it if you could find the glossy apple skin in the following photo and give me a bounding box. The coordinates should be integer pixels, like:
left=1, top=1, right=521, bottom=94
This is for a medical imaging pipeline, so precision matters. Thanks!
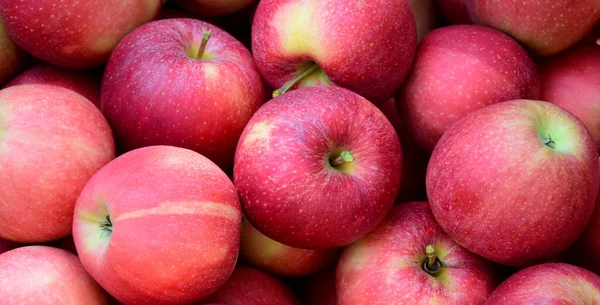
left=337, top=201, right=496, bottom=305
left=467, top=0, right=600, bottom=56
left=251, top=0, right=416, bottom=105
left=0, top=22, right=26, bottom=85
left=73, top=146, right=242, bottom=305
left=0, top=246, right=108, bottom=305
left=201, top=267, right=301, bottom=305
left=486, top=263, right=600, bottom=304
left=176, top=0, right=255, bottom=17
left=539, top=44, right=600, bottom=152
left=427, top=100, right=599, bottom=267
left=436, top=0, right=471, bottom=24
left=234, top=86, right=402, bottom=249
left=6, top=63, right=102, bottom=108
left=0, top=0, right=162, bottom=69
left=398, top=25, right=539, bottom=152
left=0, top=84, right=115, bottom=243
left=101, top=18, right=264, bottom=170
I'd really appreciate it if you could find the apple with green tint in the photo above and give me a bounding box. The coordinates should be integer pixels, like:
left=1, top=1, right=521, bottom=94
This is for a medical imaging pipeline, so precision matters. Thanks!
left=0, top=21, right=26, bottom=85
left=73, top=146, right=242, bottom=305
left=427, top=100, right=599, bottom=267
left=251, top=0, right=416, bottom=104
left=176, top=0, right=256, bottom=17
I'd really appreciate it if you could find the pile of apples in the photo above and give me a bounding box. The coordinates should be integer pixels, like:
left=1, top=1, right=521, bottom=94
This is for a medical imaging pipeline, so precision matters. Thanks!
left=0, top=0, right=599, bottom=304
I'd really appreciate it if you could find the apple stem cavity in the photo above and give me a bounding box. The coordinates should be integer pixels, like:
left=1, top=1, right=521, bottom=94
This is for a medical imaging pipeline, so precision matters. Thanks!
left=330, top=150, right=355, bottom=167
left=423, top=244, right=443, bottom=275
left=195, top=29, right=212, bottom=60
left=273, top=62, right=319, bottom=98
left=99, top=215, right=113, bottom=238
left=542, top=133, right=556, bottom=149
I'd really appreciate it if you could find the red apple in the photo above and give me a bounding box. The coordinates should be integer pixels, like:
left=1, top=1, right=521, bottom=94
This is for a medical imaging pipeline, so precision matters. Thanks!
left=398, top=25, right=539, bottom=152
left=101, top=18, right=264, bottom=169
left=409, top=0, right=440, bottom=42
left=486, top=263, right=600, bottom=304
left=73, top=146, right=242, bottom=305
left=0, top=246, right=108, bottom=305
left=6, top=63, right=102, bottom=108
left=0, top=84, right=115, bottom=243
left=436, top=0, right=471, bottom=24
left=427, top=100, right=599, bottom=267
left=251, top=0, right=416, bottom=105
left=240, top=218, right=340, bottom=277
left=176, top=0, right=256, bottom=17
left=299, top=266, right=337, bottom=305
left=201, top=266, right=301, bottom=305
left=0, top=0, right=162, bottom=69
left=538, top=43, right=600, bottom=152
left=0, top=237, right=17, bottom=255
left=0, top=21, right=26, bottom=85
left=234, top=86, right=402, bottom=249
left=337, top=201, right=497, bottom=305
left=466, top=0, right=600, bottom=56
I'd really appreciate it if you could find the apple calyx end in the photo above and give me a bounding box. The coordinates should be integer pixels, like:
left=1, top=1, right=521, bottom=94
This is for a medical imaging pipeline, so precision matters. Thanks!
left=330, top=150, right=355, bottom=167
left=542, top=133, right=556, bottom=149
left=272, top=62, right=320, bottom=98
left=99, top=215, right=113, bottom=239
left=195, top=29, right=212, bottom=60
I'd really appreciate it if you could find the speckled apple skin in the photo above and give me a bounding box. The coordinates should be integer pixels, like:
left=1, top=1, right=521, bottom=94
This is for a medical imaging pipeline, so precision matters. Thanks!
left=427, top=100, right=599, bottom=267
left=398, top=25, right=539, bottom=153
left=0, top=84, right=115, bottom=243
left=467, top=0, right=600, bottom=56
left=234, top=86, right=402, bottom=249
left=539, top=44, right=600, bottom=152
left=73, top=146, right=242, bottom=305
left=485, top=263, right=600, bottom=304
left=251, top=0, right=416, bottom=105
left=337, top=201, right=496, bottom=305
left=101, top=18, right=264, bottom=170
left=0, top=246, right=108, bottom=305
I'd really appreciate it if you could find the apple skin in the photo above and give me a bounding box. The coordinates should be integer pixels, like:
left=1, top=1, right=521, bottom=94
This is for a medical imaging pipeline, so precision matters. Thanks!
left=538, top=43, right=600, bottom=152
left=436, top=0, right=471, bottom=24
left=234, top=86, right=402, bottom=249
left=176, top=0, right=256, bottom=17
left=0, top=237, right=17, bottom=255
left=466, top=0, right=600, bottom=56
left=0, top=84, right=115, bottom=243
left=251, top=0, right=416, bottom=105
left=201, top=266, right=301, bottom=305
left=101, top=18, right=264, bottom=170
left=73, top=145, right=242, bottom=305
left=0, top=0, right=162, bottom=69
left=0, top=246, right=108, bottom=305
left=337, top=201, right=497, bottom=305
left=5, top=63, right=102, bottom=108
left=485, top=263, right=600, bottom=304
left=0, top=21, right=26, bottom=85
left=427, top=100, right=599, bottom=267
left=397, top=25, right=540, bottom=152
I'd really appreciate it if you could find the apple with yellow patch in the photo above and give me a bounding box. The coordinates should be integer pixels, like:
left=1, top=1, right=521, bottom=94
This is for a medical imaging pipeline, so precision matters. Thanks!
left=251, top=0, right=417, bottom=105
left=101, top=18, right=264, bottom=169
left=73, top=146, right=242, bottom=305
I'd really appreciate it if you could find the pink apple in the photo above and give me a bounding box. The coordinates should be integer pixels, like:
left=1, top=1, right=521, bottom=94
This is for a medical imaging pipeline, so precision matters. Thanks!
left=337, top=201, right=497, bottom=305
left=0, top=84, right=115, bottom=243
left=0, top=237, right=17, bottom=255
left=6, top=63, right=102, bottom=108
left=0, top=21, right=26, bottom=85
left=251, top=0, right=416, bottom=105
left=201, top=266, right=301, bottom=305
left=73, top=146, right=242, bottom=305
left=101, top=18, right=264, bottom=169
left=436, top=0, right=471, bottom=24
left=486, top=263, right=600, bottom=304
left=299, top=266, right=337, bottom=305
left=240, top=218, right=340, bottom=277
left=176, top=0, right=256, bottom=17
left=538, top=43, right=600, bottom=152
left=466, top=0, right=600, bottom=56
left=398, top=25, right=539, bottom=152
left=234, top=86, right=402, bottom=249
left=0, top=246, right=108, bottom=305
left=427, top=100, right=599, bottom=266
left=409, top=0, right=440, bottom=42
left=0, top=0, right=162, bottom=69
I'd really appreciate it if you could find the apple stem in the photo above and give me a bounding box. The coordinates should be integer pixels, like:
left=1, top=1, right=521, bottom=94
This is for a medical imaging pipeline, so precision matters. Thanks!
left=196, top=29, right=212, bottom=60
left=330, top=151, right=355, bottom=167
left=543, top=133, right=556, bottom=149
left=273, top=62, right=319, bottom=98
left=426, top=245, right=436, bottom=270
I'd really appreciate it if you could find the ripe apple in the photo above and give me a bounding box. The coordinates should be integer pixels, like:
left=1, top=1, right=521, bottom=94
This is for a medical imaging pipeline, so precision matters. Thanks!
left=101, top=18, right=264, bottom=170
left=251, top=0, right=416, bottom=105
left=5, top=63, right=102, bottom=108
left=398, top=25, right=539, bottom=152
left=176, top=0, right=256, bottom=17
left=538, top=43, right=600, bottom=152
left=0, top=84, right=115, bottom=243
left=234, top=86, right=402, bottom=249
left=337, top=201, right=497, bottom=305
left=0, top=21, right=26, bottom=85
left=436, top=0, right=471, bottom=24
left=73, top=146, right=242, bottom=305
left=409, top=0, right=440, bottom=42
left=486, top=263, right=600, bottom=304
left=240, top=218, right=340, bottom=277
left=0, top=0, right=162, bottom=69
left=466, top=0, right=600, bottom=56
left=299, top=266, right=337, bottom=305
left=0, top=246, right=108, bottom=305
left=201, top=266, right=301, bottom=305
left=427, top=100, right=599, bottom=267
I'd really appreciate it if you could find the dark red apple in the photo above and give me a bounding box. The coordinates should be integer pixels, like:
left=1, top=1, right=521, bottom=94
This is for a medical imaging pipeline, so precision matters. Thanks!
left=176, top=0, right=256, bottom=17
left=299, top=266, right=337, bottom=305
left=0, top=237, right=17, bottom=255
left=436, top=0, right=471, bottom=24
